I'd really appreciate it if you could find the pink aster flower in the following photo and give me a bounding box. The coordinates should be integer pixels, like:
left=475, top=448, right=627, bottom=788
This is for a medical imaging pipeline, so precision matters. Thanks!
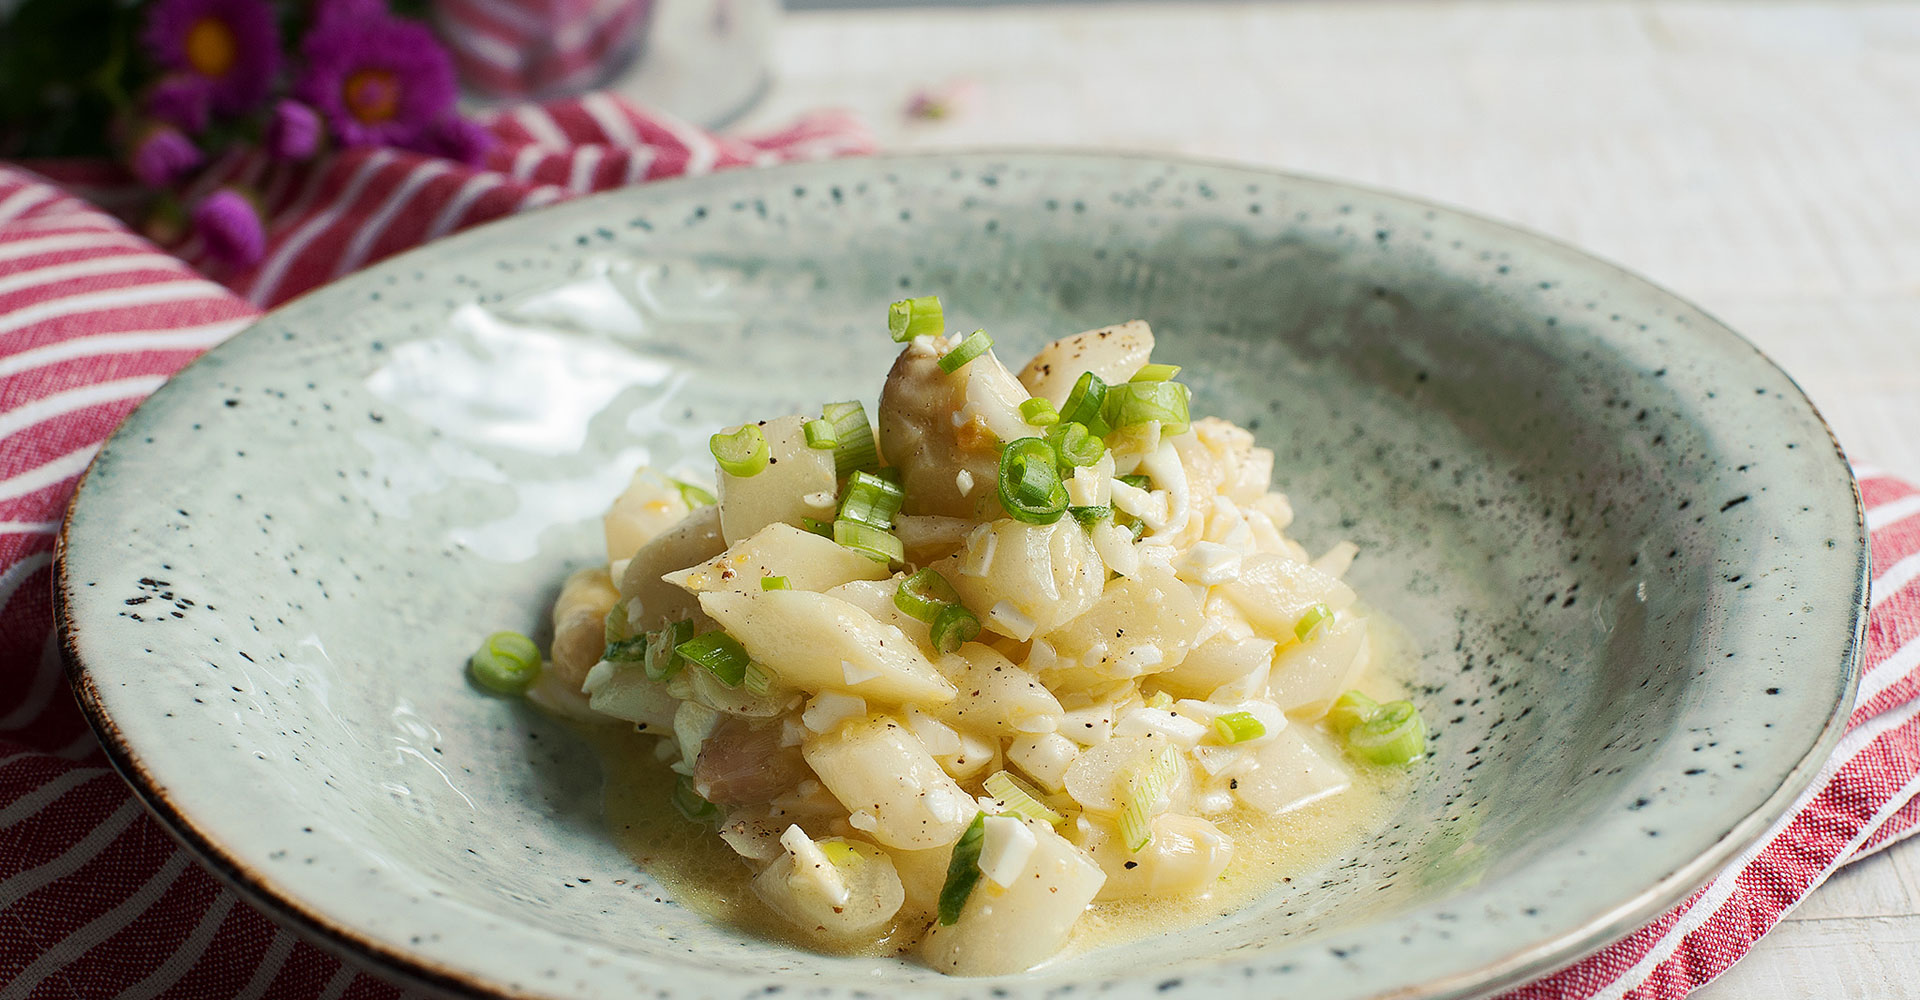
left=129, top=125, right=204, bottom=187
left=146, top=74, right=212, bottom=134
left=413, top=115, right=496, bottom=166
left=192, top=188, right=267, bottom=268
left=296, top=17, right=458, bottom=149
left=141, top=0, right=281, bottom=116
left=266, top=100, right=323, bottom=160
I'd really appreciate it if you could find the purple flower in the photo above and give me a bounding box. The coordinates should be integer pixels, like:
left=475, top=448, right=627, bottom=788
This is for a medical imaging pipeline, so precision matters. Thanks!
left=129, top=125, right=204, bottom=187
left=141, top=0, right=281, bottom=116
left=413, top=115, right=496, bottom=166
left=310, top=0, right=390, bottom=33
left=296, top=17, right=458, bottom=149
left=192, top=188, right=267, bottom=268
left=146, top=74, right=211, bottom=134
left=266, top=100, right=324, bottom=160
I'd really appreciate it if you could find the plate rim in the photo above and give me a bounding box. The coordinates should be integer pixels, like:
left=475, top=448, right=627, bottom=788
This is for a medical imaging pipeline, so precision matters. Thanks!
left=56, top=148, right=1870, bottom=999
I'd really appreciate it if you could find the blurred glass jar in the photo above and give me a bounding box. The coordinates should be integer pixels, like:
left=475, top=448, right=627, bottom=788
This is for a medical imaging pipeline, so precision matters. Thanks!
left=434, top=0, right=777, bottom=126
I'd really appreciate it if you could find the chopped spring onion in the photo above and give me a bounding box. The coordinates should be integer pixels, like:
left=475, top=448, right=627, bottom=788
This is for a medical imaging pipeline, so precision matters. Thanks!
left=930, top=603, right=981, bottom=654
left=838, top=470, right=906, bottom=529
left=1102, top=379, right=1192, bottom=435
left=1130, top=363, right=1182, bottom=382
left=1294, top=603, right=1334, bottom=643
left=602, top=634, right=648, bottom=663
left=984, top=770, right=1065, bottom=826
left=937, top=329, right=994, bottom=373
left=710, top=424, right=770, bottom=478
left=469, top=631, right=540, bottom=695
left=888, top=295, right=945, bottom=342
left=760, top=575, right=791, bottom=591
left=743, top=661, right=776, bottom=696
left=1117, top=473, right=1152, bottom=490
left=672, top=775, right=721, bottom=825
left=937, top=812, right=988, bottom=925
left=641, top=618, right=687, bottom=683
left=644, top=620, right=694, bottom=681
left=895, top=567, right=962, bottom=623
left=674, top=479, right=716, bottom=508
left=1213, top=711, right=1267, bottom=744
left=803, top=419, right=838, bottom=450
left=604, top=601, right=630, bottom=643
left=1347, top=700, right=1427, bottom=766
left=1059, top=372, right=1110, bottom=435
left=1145, top=690, right=1174, bottom=710
left=1019, top=397, right=1060, bottom=426
left=1046, top=420, right=1105, bottom=468
left=1116, top=743, right=1180, bottom=852
left=1327, top=689, right=1379, bottom=736
left=997, top=437, right=1069, bottom=524
left=677, top=631, right=752, bottom=687
left=822, top=401, right=879, bottom=476
left=801, top=517, right=834, bottom=538
left=834, top=518, right=905, bottom=564
left=1069, top=504, right=1111, bottom=526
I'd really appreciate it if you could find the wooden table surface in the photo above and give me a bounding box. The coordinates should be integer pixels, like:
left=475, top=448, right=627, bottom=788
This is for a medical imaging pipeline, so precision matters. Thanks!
left=737, top=2, right=1920, bottom=994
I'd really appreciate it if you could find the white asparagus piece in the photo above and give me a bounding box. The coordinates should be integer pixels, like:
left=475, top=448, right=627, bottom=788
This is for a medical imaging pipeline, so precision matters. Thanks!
left=802, top=715, right=974, bottom=850
left=920, top=817, right=1106, bottom=976
left=700, top=589, right=956, bottom=705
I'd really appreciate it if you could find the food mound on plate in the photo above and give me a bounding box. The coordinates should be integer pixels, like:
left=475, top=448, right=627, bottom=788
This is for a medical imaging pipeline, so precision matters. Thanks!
left=471, top=296, right=1427, bottom=975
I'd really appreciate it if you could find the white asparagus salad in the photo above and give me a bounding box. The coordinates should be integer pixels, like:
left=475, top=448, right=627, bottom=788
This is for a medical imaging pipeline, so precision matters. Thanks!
left=466, top=297, right=1428, bottom=975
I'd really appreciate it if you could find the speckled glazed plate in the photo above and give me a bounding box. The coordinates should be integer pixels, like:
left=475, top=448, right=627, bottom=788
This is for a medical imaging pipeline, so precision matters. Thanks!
left=58, top=153, right=1866, bottom=1000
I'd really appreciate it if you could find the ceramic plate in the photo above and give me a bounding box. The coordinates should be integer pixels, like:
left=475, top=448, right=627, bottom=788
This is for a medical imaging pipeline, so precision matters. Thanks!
left=58, top=153, right=1867, bottom=999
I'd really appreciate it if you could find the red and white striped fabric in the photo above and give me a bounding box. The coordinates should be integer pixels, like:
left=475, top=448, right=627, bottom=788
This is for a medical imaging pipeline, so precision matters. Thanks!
left=0, top=98, right=1914, bottom=996
left=434, top=0, right=654, bottom=97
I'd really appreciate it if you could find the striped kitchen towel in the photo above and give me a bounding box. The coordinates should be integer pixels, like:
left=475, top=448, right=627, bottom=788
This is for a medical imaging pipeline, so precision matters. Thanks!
left=0, top=107, right=1914, bottom=996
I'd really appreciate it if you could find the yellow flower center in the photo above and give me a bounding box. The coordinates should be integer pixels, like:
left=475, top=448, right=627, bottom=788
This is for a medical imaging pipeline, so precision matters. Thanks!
left=343, top=69, right=402, bottom=124
left=184, top=16, right=238, bottom=78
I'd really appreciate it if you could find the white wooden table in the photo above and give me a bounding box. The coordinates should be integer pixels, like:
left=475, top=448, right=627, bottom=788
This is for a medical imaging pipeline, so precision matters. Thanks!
left=737, top=2, right=1920, bottom=995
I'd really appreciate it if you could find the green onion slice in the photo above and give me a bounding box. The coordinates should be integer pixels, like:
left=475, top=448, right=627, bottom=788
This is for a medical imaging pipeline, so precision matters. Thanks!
left=1116, top=743, right=1180, bottom=852
left=937, top=812, right=988, bottom=925
left=644, top=620, right=694, bottom=681
left=822, top=400, right=879, bottom=476
left=1213, top=711, right=1266, bottom=744
left=602, top=634, right=648, bottom=663
left=469, top=631, right=540, bottom=695
left=997, top=437, right=1069, bottom=524
left=1294, top=603, right=1334, bottom=643
left=888, top=295, right=945, bottom=342
left=710, top=424, right=771, bottom=478
left=931, top=603, right=981, bottom=654
left=1130, top=363, right=1182, bottom=382
left=1117, top=473, right=1152, bottom=490
left=1145, top=690, right=1173, bottom=710
left=760, top=575, right=791, bottom=591
left=1059, top=372, right=1110, bottom=435
left=895, top=567, right=962, bottom=623
left=743, top=661, right=776, bottom=696
left=1326, top=689, right=1379, bottom=736
left=1045, top=420, right=1105, bottom=469
left=673, top=479, right=717, bottom=508
left=801, top=517, right=834, bottom=538
left=984, top=770, right=1065, bottom=826
left=838, top=470, right=906, bottom=529
left=1019, top=397, right=1060, bottom=426
left=676, top=631, right=751, bottom=687
left=834, top=519, right=905, bottom=564
left=672, top=775, right=721, bottom=825
left=937, top=329, right=994, bottom=374
left=1348, top=700, right=1426, bottom=766
left=604, top=601, right=631, bottom=644
left=819, top=840, right=860, bottom=866
left=1102, top=379, right=1192, bottom=435
left=1069, top=504, right=1111, bottom=526
left=803, top=419, right=838, bottom=450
